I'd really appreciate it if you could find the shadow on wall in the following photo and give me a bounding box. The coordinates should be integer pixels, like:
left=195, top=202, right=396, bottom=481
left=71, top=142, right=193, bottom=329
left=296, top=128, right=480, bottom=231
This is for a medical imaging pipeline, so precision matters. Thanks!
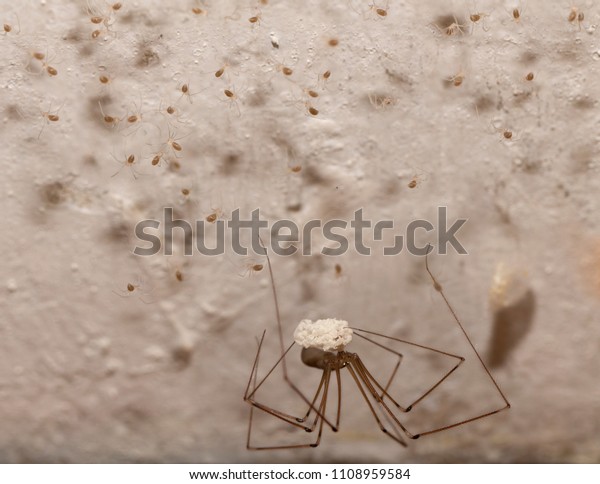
left=486, top=289, right=536, bottom=368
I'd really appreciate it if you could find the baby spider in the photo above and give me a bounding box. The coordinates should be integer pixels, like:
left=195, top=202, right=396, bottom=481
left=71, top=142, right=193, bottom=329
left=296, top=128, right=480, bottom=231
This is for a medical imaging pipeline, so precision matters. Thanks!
left=98, top=72, right=117, bottom=95
left=524, top=71, right=534, bottom=82
left=233, top=257, right=265, bottom=278
left=248, top=7, right=262, bottom=26
left=90, top=25, right=115, bottom=39
left=446, top=69, right=466, bottom=87
left=201, top=189, right=230, bottom=223
left=90, top=14, right=106, bottom=25
left=125, top=101, right=142, bottom=124
left=468, top=10, right=490, bottom=33
left=318, top=69, right=331, bottom=90
left=407, top=176, right=420, bottom=189
left=180, top=186, right=193, bottom=203
left=506, top=2, right=527, bottom=25
left=430, top=15, right=465, bottom=36
left=211, top=57, right=242, bottom=81
left=244, top=245, right=510, bottom=449
left=288, top=92, right=319, bottom=116
left=116, top=281, right=137, bottom=295
left=407, top=168, right=429, bottom=189
left=98, top=101, right=121, bottom=129
left=492, top=123, right=521, bottom=143
left=221, top=86, right=245, bottom=117
left=277, top=144, right=303, bottom=175
left=445, top=16, right=465, bottom=35
left=98, top=72, right=116, bottom=88
left=31, top=51, right=45, bottom=61
left=175, top=269, right=184, bottom=282
left=246, top=263, right=264, bottom=276
left=112, top=276, right=154, bottom=303
left=121, top=96, right=146, bottom=135
left=567, top=5, right=585, bottom=30
left=162, top=126, right=190, bottom=156
left=178, top=177, right=205, bottom=206
left=302, top=102, right=319, bottom=117
left=165, top=258, right=188, bottom=283
left=155, top=100, right=187, bottom=125
left=43, top=61, right=58, bottom=77
left=110, top=151, right=139, bottom=179
left=488, top=120, right=521, bottom=143
left=269, top=57, right=295, bottom=77
left=366, top=1, right=390, bottom=19
left=498, top=128, right=519, bottom=142
left=191, top=0, right=207, bottom=16
left=2, top=13, right=20, bottom=35
left=214, top=64, right=227, bottom=78
left=38, top=103, right=63, bottom=140
left=334, top=263, right=343, bottom=278
left=368, top=93, right=399, bottom=111
left=177, top=82, right=202, bottom=104
left=150, top=149, right=168, bottom=167
left=302, top=87, right=320, bottom=100
left=205, top=207, right=225, bottom=224
left=475, top=104, right=521, bottom=143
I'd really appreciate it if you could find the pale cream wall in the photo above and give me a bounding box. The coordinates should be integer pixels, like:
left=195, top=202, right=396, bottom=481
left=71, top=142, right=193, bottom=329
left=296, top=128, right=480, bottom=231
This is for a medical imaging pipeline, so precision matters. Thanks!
left=0, top=0, right=599, bottom=463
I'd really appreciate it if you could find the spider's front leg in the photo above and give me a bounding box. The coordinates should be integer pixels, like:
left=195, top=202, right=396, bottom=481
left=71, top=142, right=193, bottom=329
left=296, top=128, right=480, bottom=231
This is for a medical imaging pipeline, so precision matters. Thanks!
left=243, top=332, right=338, bottom=450
left=344, top=354, right=409, bottom=447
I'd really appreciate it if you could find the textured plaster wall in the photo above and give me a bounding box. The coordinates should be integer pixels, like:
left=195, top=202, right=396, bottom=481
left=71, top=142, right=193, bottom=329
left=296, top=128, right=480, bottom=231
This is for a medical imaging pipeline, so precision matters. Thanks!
left=1, top=0, right=600, bottom=463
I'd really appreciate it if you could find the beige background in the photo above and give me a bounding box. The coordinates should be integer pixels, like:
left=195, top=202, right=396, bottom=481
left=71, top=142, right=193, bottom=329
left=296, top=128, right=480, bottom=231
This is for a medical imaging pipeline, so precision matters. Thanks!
left=1, top=0, right=599, bottom=463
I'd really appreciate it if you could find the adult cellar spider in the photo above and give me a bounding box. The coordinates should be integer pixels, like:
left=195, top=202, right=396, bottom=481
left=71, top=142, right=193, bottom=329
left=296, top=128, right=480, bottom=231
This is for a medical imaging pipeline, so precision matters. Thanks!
left=244, top=246, right=510, bottom=449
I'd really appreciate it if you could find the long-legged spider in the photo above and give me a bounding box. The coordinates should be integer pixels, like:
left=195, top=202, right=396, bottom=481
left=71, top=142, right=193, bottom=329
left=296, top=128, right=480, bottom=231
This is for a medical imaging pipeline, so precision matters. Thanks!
left=112, top=275, right=154, bottom=303
left=244, top=245, right=510, bottom=449
left=221, top=85, right=245, bottom=117
left=38, top=102, right=63, bottom=139
left=474, top=104, right=521, bottom=144
left=110, top=151, right=139, bottom=179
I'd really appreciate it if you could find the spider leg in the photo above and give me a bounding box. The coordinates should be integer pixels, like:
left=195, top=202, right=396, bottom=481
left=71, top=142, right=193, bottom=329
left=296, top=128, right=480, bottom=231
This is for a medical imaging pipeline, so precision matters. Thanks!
left=298, top=366, right=329, bottom=424
left=259, top=238, right=338, bottom=431
left=335, top=368, right=342, bottom=429
left=246, top=332, right=263, bottom=450
left=244, top=333, right=336, bottom=450
left=246, top=333, right=318, bottom=449
left=345, top=251, right=510, bottom=441
left=245, top=339, right=312, bottom=430
left=401, top=249, right=511, bottom=438
left=345, top=358, right=408, bottom=447
left=308, top=368, right=331, bottom=447
left=352, top=329, right=464, bottom=411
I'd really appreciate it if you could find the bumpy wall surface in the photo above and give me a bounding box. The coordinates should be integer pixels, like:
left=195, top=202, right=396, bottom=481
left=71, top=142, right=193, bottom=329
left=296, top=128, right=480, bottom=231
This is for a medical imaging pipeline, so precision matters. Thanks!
left=1, top=0, right=599, bottom=463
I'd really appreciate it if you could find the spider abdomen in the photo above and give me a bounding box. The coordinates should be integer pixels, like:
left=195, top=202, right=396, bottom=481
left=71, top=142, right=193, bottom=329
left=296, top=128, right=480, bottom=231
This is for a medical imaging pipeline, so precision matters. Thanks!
left=301, top=347, right=349, bottom=370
